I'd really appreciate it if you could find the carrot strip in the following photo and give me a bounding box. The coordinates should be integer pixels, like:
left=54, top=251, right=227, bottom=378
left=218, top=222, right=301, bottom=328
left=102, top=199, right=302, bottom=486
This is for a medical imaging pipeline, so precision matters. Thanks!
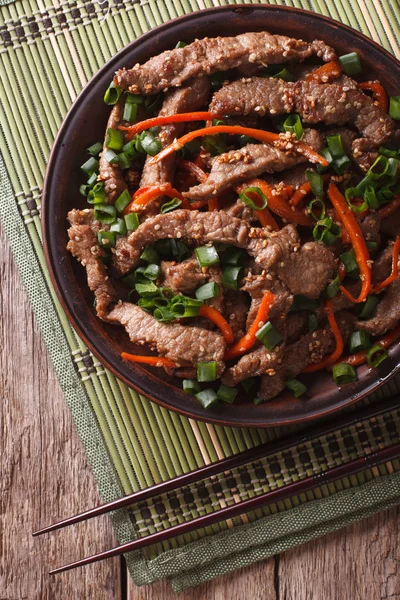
left=224, top=291, right=275, bottom=360
left=208, top=197, right=221, bottom=211
left=303, top=300, right=344, bottom=372
left=119, top=112, right=223, bottom=139
left=234, top=181, right=279, bottom=230
left=238, top=178, right=313, bottom=227
left=327, top=182, right=371, bottom=303
left=198, top=305, right=234, bottom=345
left=123, top=183, right=191, bottom=214
left=378, top=193, right=400, bottom=220
left=149, top=125, right=329, bottom=167
left=177, top=159, right=208, bottom=183
left=371, top=237, right=400, bottom=294
left=336, top=324, right=400, bottom=368
left=290, top=174, right=330, bottom=207
left=359, top=81, right=389, bottom=112
left=338, top=261, right=347, bottom=282
left=305, top=60, right=342, bottom=83
left=121, top=352, right=177, bottom=368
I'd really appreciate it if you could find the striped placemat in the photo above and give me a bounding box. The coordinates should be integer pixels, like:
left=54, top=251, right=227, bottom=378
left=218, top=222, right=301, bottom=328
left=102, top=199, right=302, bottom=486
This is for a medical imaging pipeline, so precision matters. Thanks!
left=1, top=0, right=400, bottom=591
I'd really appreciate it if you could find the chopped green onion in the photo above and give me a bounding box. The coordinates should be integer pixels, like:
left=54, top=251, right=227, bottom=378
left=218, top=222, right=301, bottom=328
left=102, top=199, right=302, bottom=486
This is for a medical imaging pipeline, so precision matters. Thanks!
left=94, top=203, right=117, bottom=224
left=367, top=155, right=388, bottom=179
left=122, top=139, right=138, bottom=159
left=241, top=377, right=257, bottom=394
left=86, top=141, right=102, bottom=157
left=239, top=186, right=268, bottom=210
left=317, top=148, right=333, bottom=172
left=136, top=297, right=154, bottom=310
left=117, top=152, right=132, bottom=170
left=349, top=330, right=372, bottom=353
left=308, top=198, right=326, bottom=221
left=272, top=67, right=295, bottom=82
left=123, top=101, right=138, bottom=123
left=285, top=378, right=307, bottom=398
left=143, top=94, right=162, bottom=114
left=122, top=273, right=136, bottom=288
left=339, top=52, right=362, bottom=76
left=379, top=145, right=399, bottom=159
left=175, top=40, right=187, bottom=48
left=126, top=92, right=143, bottom=105
left=313, top=217, right=341, bottom=245
left=327, top=134, right=345, bottom=158
left=105, top=127, right=124, bottom=151
left=308, top=313, right=318, bottom=332
left=195, top=245, right=220, bottom=267
left=366, top=241, right=378, bottom=252
left=221, top=265, right=244, bottom=290
left=356, top=175, right=377, bottom=196
left=80, top=184, right=90, bottom=197
left=81, top=156, right=99, bottom=176
left=202, top=133, right=227, bottom=156
left=290, top=296, right=319, bottom=312
left=282, top=114, right=303, bottom=139
left=364, top=186, right=380, bottom=209
left=124, top=212, right=139, bottom=231
left=217, top=383, right=238, bottom=403
left=323, top=274, right=341, bottom=299
left=356, top=295, right=379, bottom=320
left=197, top=361, right=217, bottom=382
left=153, top=307, right=175, bottom=322
left=115, top=189, right=132, bottom=214
left=97, top=230, right=116, bottom=249
left=170, top=302, right=202, bottom=319
left=104, top=82, right=122, bottom=105
left=183, top=139, right=201, bottom=155
left=160, top=198, right=182, bottom=213
left=87, top=182, right=106, bottom=204
left=238, top=134, right=259, bottom=147
left=140, top=247, right=160, bottom=264
left=221, top=247, right=247, bottom=266
left=306, top=169, right=324, bottom=198
left=143, top=263, right=161, bottom=281
left=104, top=149, right=119, bottom=165
left=140, top=132, right=162, bottom=156
left=195, top=282, right=219, bottom=300
left=340, top=249, right=358, bottom=274
left=332, top=363, right=358, bottom=385
left=386, top=157, right=400, bottom=177
left=389, top=96, right=400, bottom=120
left=210, top=72, right=226, bottom=89
left=345, top=188, right=368, bottom=213
left=367, top=344, right=389, bottom=367
left=183, top=379, right=201, bottom=394
left=135, top=282, right=159, bottom=297
left=87, top=172, right=98, bottom=186
left=195, top=388, right=219, bottom=408
left=110, top=218, right=127, bottom=236
left=255, top=321, right=283, bottom=350
left=333, top=154, right=352, bottom=175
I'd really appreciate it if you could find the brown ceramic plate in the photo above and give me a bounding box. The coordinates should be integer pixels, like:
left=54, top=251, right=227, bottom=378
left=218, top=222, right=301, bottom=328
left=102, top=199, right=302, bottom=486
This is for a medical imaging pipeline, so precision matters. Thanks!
left=42, top=4, right=400, bottom=428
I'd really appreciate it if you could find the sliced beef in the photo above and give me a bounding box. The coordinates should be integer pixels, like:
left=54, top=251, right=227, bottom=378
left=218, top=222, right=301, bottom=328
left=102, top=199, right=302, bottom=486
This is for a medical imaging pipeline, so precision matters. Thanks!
left=358, top=276, right=400, bottom=336
left=285, top=312, right=309, bottom=343
left=67, top=209, right=117, bottom=319
left=108, top=302, right=226, bottom=368
left=360, top=213, right=381, bottom=244
left=183, top=129, right=322, bottom=200
left=114, top=32, right=335, bottom=94
left=257, top=311, right=356, bottom=401
left=223, top=342, right=285, bottom=386
left=324, top=126, right=357, bottom=156
left=381, top=211, right=400, bottom=238
left=274, top=164, right=307, bottom=190
left=161, top=257, right=207, bottom=294
left=210, top=78, right=393, bottom=168
left=99, top=100, right=128, bottom=204
left=241, top=274, right=293, bottom=329
left=225, top=200, right=258, bottom=224
left=372, top=245, right=393, bottom=284
left=223, top=290, right=249, bottom=342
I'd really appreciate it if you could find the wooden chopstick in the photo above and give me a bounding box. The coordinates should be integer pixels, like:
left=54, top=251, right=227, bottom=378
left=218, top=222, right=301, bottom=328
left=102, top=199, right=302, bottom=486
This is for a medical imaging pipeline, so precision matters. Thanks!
left=49, top=440, right=400, bottom=575
left=33, top=395, right=400, bottom=537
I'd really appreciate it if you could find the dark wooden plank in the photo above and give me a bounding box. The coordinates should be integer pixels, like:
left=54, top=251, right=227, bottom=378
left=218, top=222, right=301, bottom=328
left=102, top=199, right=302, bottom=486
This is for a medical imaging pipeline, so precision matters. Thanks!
left=0, top=226, right=122, bottom=600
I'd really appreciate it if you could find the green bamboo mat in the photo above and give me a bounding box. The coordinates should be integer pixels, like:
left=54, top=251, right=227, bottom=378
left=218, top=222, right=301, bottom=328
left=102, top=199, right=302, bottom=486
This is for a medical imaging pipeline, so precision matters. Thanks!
left=1, top=0, right=400, bottom=592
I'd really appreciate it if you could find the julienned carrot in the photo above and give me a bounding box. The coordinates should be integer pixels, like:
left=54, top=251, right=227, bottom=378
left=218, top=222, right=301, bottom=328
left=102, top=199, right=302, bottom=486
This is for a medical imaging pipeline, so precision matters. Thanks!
left=119, top=112, right=223, bottom=139
left=359, top=81, right=389, bottom=112
left=239, top=178, right=313, bottom=227
left=224, top=291, right=275, bottom=360
left=378, top=193, right=400, bottom=219
left=121, top=352, right=177, bottom=368
left=198, top=305, right=234, bottom=345
left=178, top=159, right=208, bottom=183
left=305, top=60, right=342, bottom=83
left=290, top=174, right=330, bottom=207
left=328, top=182, right=371, bottom=303
left=149, top=125, right=329, bottom=167
left=234, top=181, right=279, bottom=230
left=208, top=197, right=220, bottom=211
left=371, top=237, right=400, bottom=294
left=123, top=183, right=190, bottom=214
left=337, top=324, right=400, bottom=368
left=303, top=300, right=344, bottom=372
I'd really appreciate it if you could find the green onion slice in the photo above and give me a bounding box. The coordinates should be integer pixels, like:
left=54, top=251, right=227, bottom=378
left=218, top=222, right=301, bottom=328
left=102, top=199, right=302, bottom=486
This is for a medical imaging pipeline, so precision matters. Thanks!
left=106, top=128, right=124, bottom=151
left=197, top=361, right=217, bottom=382
left=241, top=377, right=257, bottom=394
left=313, top=217, right=341, bottom=245
left=183, top=379, right=201, bottom=394
left=339, top=52, right=362, bottom=76
left=97, top=230, right=116, bottom=249
left=272, top=67, right=295, bottom=82
left=87, top=182, right=106, bottom=205
left=356, top=295, right=379, bottom=320
left=115, top=189, right=132, bottom=214
left=364, top=186, right=380, bottom=210
left=389, top=96, right=400, bottom=120
left=332, top=363, right=358, bottom=385
left=327, top=134, right=345, bottom=158
left=195, top=282, right=219, bottom=300
left=308, top=198, right=326, bottom=221
left=308, top=313, right=318, bottom=332
left=86, top=141, right=103, bottom=157
left=282, top=114, right=303, bottom=139
left=306, top=170, right=324, bottom=198
left=195, top=245, right=220, bottom=267
left=195, top=388, right=219, bottom=408
left=123, top=101, right=138, bottom=123
left=135, top=282, right=159, bottom=297
left=333, top=154, right=352, bottom=175
left=285, top=378, right=307, bottom=398
left=255, top=321, right=283, bottom=350
left=221, top=247, right=247, bottom=266
left=153, top=307, right=175, bottom=322
left=175, top=40, right=187, bottom=48
left=349, top=330, right=372, bottom=353
left=81, top=156, right=99, bottom=177
left=379, top=145, right=399, bottom=159
left=140, top=247, right=160, bottom=265
left=317, top=148, right=333, bottom=173
left=239, top=186, right=268, bottom=210
left=104, top=149, right=119, bottom=165
left=104, top=82, right=122, bottom=105
left=367, top=155, right=389, bottom=179
left=143, top=263, right=161, bottom=281
left=110, top=218, right=127, bottom=236
left=140, top=132, right=162, bottom=156
left=323, top=274, right=341, bottom=299
left=340, top=249, right=358, bottom=274
left=124, top=212, right=139, bottom=232
left=117, top=152, right=132, bottom=171
left=366, top=344, right=389, bottom=368
left=221, top=265, right=244, bottom=290
left=160, top=198, right=182, bottom=213
left=217, top=383, right=238, bottom=403
left=94, top=203, right=117, bottom=224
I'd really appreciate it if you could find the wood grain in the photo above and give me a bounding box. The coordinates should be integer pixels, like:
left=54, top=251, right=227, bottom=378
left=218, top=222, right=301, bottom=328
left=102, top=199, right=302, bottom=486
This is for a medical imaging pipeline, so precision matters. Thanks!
left=1, top=220, right=399, bottom=599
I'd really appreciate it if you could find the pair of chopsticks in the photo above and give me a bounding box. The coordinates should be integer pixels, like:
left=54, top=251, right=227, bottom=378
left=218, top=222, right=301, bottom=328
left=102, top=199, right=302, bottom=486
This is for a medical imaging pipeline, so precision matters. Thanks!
left=33, top=396, right=400, bottom=575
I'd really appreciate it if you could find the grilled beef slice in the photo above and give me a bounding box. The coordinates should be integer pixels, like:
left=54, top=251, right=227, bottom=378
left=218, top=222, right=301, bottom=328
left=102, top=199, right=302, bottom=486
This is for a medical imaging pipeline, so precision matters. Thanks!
left=67, top=209, right=117, bottom=319
left=183, top=129, right=322, bottom=200
left=99, top=100, right=128, bottom=204
left=161, top=256, right=207, bottom=294
left=114, top=32, right=335, bottom=94
left=381, top=211, right=400, bottom=238
left=358, top=275, right=400, bottom=336
left=210, top=78, right=393, bottom=168
left=223, top=290, right=249, bottom=342
left=108, top=302, right=226, bottom=368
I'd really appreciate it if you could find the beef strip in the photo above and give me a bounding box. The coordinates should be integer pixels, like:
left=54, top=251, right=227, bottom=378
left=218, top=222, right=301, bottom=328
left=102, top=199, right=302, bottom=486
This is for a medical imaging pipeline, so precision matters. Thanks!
left=223, top=341, right=285, bottom=386
left=360, top=213, right=381, bottom=245
left=257, top=311, right=356, bottom=401
left=210, top=78, right=393, bottom=169
left=241, top=273, right=293, bottom=329
left=358, top=276, right=400, bottom=336
left=286, top=312, right=309, bottom=343
left=183, top=129, right=322, bottom=200
left=108, top=302, right=226, bottom=368
left=114, top=32, right=335, bottom=94
left=223, top=290, right=249, bottom=342
left=67, top=209, right=117, bottom=319
left=372, top=245, right=393, bottom=284
left=99, top=100, right=128, bottom=204
left=381, top=211, right=400, bottom=238
left=225, top=200, right=258, bottom=224
left=161, top=256, right=207, bottom=294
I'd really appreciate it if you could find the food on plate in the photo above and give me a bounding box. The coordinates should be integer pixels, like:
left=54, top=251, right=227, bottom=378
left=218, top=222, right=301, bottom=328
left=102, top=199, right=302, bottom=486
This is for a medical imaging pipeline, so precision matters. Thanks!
left=68, top=31, right=400, bottom=407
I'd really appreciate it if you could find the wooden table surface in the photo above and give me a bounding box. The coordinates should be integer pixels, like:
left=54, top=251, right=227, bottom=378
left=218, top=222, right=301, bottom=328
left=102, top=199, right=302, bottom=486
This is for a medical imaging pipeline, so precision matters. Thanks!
left=2, top=222, right=400, bottom=600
